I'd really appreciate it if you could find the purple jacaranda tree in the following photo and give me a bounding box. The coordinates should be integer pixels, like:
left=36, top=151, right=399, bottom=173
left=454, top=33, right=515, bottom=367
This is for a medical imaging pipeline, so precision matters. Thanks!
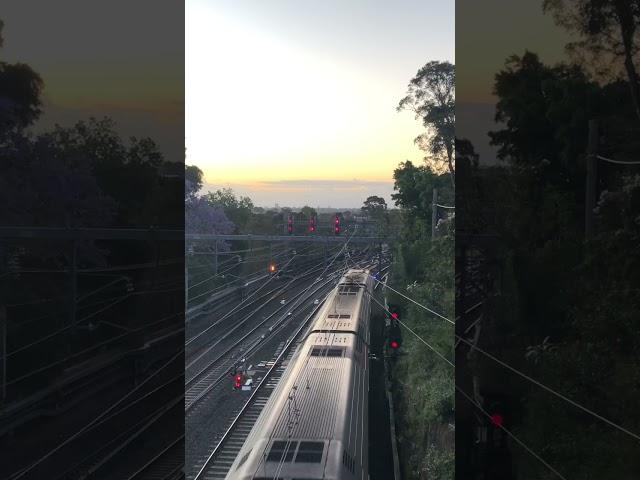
left=186, top=195, right=235, bottom=252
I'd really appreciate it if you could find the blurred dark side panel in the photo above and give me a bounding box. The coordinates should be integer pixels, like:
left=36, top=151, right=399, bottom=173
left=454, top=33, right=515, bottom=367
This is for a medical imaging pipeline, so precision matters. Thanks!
left=0, top=2, right=185, bottom=479
left=457, top=1, right=640, bottom=479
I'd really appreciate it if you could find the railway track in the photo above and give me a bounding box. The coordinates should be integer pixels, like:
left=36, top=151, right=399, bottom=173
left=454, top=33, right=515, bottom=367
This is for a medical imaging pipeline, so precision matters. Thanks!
left=184, top=270, right=340, bottom=412
left=185, top=256, right=331, bottom=356
left=191, top=296, right=329, bottom=480
left=126, top=434, right=184, bottom=480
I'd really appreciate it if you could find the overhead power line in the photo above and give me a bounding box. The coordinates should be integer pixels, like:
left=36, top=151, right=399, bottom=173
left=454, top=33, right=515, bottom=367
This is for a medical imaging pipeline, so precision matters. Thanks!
left=455, top=385, right=567, bottom=480
left=369, top=285, right=573, bottom=479
left=368, top=260, right=640, bottom=443
left=596, top=154, right=640, bottom=165
left=455, top=335, right=640, bottom=443
left=369, top=275, right=454, bottom=325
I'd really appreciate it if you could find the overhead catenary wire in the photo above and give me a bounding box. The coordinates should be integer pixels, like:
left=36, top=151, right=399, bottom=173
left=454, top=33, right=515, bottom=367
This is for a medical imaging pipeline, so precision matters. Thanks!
left=454, top=334, right=640, bottom=442
left=7, top=311, right=182, bottom=386
left=8, top=345, right=184, bottom=480
left=185, top=254, right=298, bottom=348
left=455, top=385, right=568, bottom=480
left=375, top=276, right=640, bottom=442
left=596, top=154, right=640, bottom=165
left=249, top=228, right=361, bottom=478
left=369, top=275, right=454, bottom=325
left=6, top=285, right=184, bottom=358
left=367, top=280, right=568, bottom=479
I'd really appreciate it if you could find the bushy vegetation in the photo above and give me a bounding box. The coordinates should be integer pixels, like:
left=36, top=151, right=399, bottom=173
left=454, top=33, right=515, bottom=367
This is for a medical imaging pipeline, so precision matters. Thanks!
left=460, top=42, right=640, bottom=477
left=388, top=162, right=454, bottom=479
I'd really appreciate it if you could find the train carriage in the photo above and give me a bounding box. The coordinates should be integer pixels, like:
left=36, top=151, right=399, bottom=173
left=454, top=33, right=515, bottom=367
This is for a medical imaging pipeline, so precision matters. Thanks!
left=227, top=269, right=373, bottom=480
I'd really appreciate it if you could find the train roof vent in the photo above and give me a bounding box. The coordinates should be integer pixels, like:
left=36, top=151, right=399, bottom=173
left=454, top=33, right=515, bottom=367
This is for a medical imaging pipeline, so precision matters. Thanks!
left=310, top=347, right=345, bottom=357
left=327, top=314, right=339, bottom=318
left=338, top=285, right=359, bottom=296
left=266, top=440, right=297, bottom=463
left=339, top=314, right=351, bottom=318
left=294, top=441, right=324, bottom=463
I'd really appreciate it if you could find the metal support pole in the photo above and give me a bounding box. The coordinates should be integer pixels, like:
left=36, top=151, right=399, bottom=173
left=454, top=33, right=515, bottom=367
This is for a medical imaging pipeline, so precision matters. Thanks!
left=213, top=240, right=218, bottom=275
left=152, top=232, right=160, bottom=289
left=586, top=119, right=598, bottom=240
left=185, top=244, right=189, bottom=314
left=0, top=239, right=6, bottom=403
left=70, top=240, right=77, bottom=329
left=1, top=305, right=6, bottom=403
left=432, top=188, right=438, bottom=240
left=324, top=240, right=328, bottom=268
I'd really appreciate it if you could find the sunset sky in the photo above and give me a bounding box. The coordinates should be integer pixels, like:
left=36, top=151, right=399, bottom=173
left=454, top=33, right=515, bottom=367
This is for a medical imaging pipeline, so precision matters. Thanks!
left=187, top=0, right=454, bottom=207
left=2, top=1, right=184, bottom=163
left=456, top=0, right=572, bottom=163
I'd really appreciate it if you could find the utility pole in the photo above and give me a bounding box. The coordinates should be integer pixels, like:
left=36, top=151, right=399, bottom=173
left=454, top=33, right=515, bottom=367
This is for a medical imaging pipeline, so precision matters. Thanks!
left=585, top=119, right=598, bottom=240
left=432, top=188, right=438, bottom=240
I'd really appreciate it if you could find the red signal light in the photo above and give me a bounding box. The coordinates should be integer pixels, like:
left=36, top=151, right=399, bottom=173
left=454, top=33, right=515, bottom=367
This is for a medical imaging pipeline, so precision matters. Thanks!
left=390, top=340, right=399, bottom=349
left=234, top=374, right=243, bottom=389
left=490, top=413, right=504, bottom=427
left=391, top=312, right=398, bottom=320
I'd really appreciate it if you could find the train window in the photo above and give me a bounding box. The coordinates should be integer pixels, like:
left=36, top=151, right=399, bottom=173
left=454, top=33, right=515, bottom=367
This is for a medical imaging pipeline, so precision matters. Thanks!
left=266, top=440, right=296, bottom=462
left=294, top=441, right=324, bottom=463
left=310, top=347, right=344, bottom=357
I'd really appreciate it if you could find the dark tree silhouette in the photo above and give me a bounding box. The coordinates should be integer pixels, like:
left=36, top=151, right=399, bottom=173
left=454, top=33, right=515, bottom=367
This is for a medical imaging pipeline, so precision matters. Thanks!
left=0, top=19, right=44, bottom=136
left=543, top=0, right=640, bottom=122
left=398, top=61, right=455, bottom=188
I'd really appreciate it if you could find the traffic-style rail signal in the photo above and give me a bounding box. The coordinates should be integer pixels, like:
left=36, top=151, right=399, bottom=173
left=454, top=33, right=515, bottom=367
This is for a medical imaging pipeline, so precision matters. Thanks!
left=334, top=215, right=341, bottom=235
left=234, top=373, right=243, bottom=389
left=388, top=304, right=401, bottom=327
left=388, top=313, right=402, bottom=354
left=309, top=215, right=316, bottom=233
left=287, top=214, right=294, bottom=235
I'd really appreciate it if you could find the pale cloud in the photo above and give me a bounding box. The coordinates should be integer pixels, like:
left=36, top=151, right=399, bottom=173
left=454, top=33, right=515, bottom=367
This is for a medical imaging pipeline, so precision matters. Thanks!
left=203, top=179, right=396, bottom=209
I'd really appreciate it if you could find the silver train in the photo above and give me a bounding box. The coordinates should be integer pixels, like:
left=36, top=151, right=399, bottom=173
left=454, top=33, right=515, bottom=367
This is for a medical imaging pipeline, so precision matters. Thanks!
left=227, top=269, right=374, bottom=480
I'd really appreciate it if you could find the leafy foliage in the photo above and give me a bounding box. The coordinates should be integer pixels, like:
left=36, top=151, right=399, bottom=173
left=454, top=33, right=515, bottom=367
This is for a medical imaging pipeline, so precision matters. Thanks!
left=398, top=61, right=455, bottom=185
left=389, top=156, right=454, bottom=478
left=205, top=188, right=254, bottom=233
left=466, top=46, right=640, bottom=478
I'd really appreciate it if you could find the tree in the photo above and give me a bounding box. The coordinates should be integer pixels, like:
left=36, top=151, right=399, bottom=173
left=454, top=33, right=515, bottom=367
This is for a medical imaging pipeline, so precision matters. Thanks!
left=455, top=138, right=479, bottom=168
left=185, top=196, right=234, bottom=235
left=185, top=164, right=203, bottom=201
left=0, top=19, right=44, bottom=136
left=206, top=188, right=254, bottom=232
left=300, top=205, right=317, bottom=220
left=488, top=51, right=600, bottom=190
left=543, top=0, right=640, bottom=122
left=398, top=61, right=455, bottom=188
left=361, top=195, right=387, bottom=217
